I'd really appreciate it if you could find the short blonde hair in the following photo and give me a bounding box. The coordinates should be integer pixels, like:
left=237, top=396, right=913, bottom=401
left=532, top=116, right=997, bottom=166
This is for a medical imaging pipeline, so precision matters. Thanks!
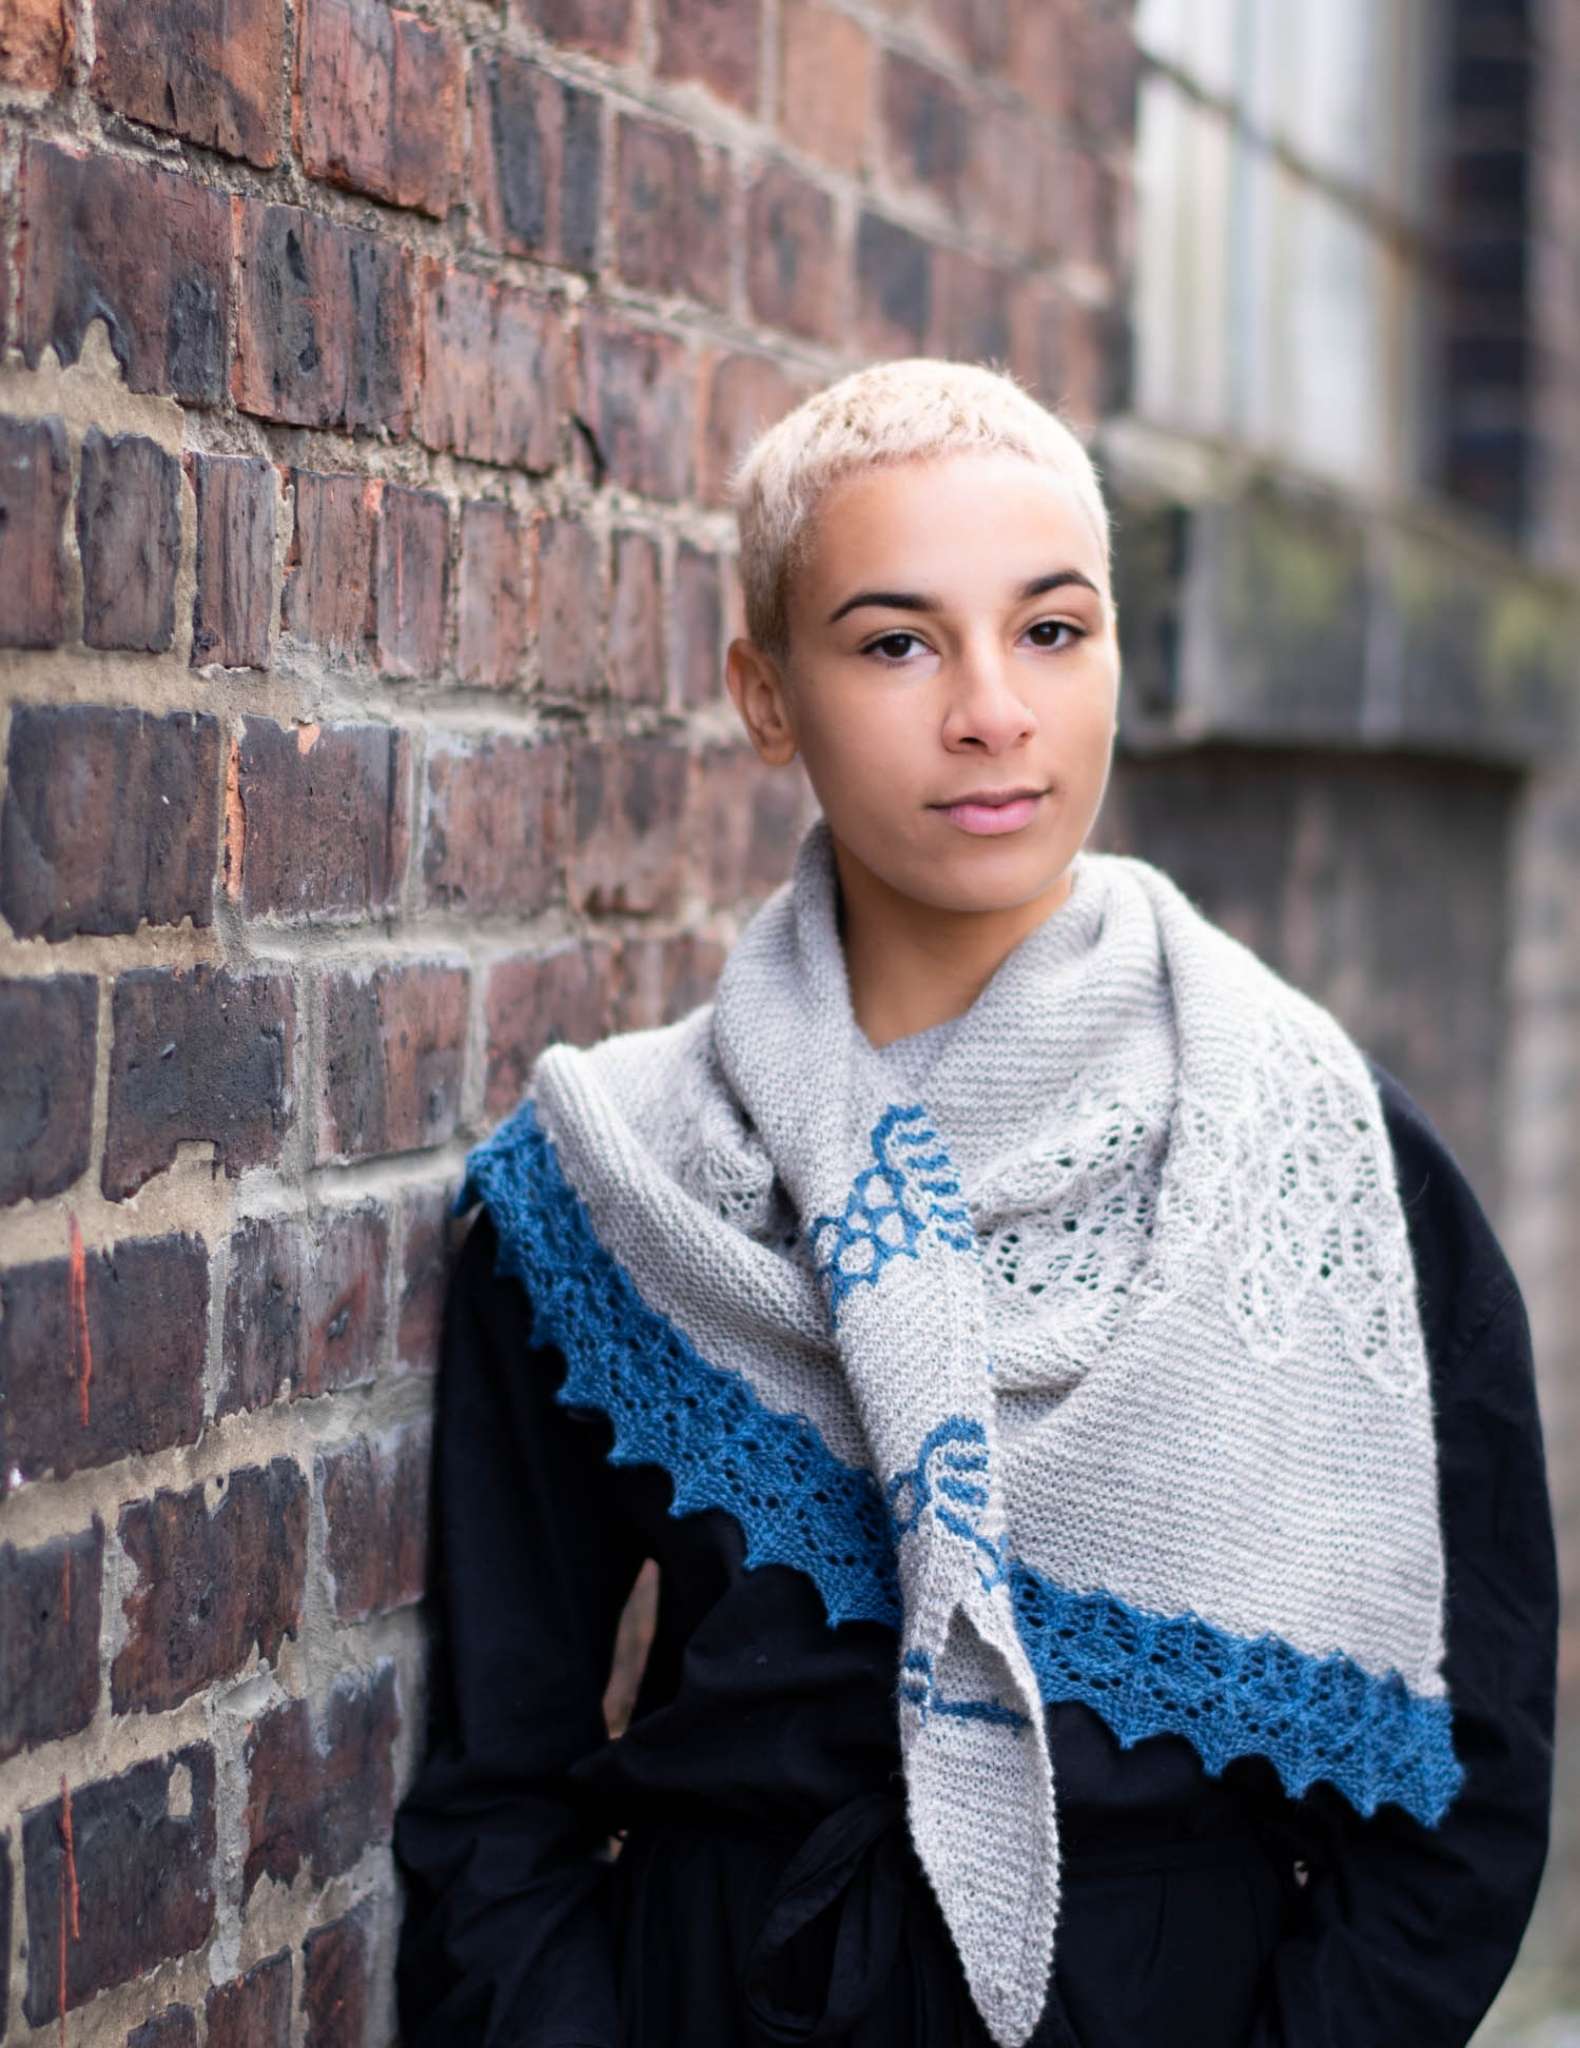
left=726, top=357, right=1112, bottom=663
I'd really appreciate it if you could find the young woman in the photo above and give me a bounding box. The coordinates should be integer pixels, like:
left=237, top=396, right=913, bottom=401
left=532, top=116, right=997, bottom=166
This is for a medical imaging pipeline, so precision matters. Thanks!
left=392, top=359, right=1557, bottom=2047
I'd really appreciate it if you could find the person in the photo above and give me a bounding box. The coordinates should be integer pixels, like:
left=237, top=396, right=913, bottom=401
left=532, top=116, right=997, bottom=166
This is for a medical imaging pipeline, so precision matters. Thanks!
left=391, top=358, right=1558, bottom=2048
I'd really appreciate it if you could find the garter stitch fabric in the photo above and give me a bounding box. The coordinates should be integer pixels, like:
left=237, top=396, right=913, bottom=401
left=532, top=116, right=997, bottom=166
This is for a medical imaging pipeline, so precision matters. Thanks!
left=463, top=817, right=1461, bottom=2048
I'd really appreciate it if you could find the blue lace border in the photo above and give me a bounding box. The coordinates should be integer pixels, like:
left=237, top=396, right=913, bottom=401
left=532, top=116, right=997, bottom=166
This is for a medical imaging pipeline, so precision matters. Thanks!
left=461, top=1100, right=1464, bottom=1828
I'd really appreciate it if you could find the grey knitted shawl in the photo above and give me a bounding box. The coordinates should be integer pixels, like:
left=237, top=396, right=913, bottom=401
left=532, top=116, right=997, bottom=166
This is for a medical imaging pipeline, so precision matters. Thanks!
left=463, top=817, right=1461, bottom=2048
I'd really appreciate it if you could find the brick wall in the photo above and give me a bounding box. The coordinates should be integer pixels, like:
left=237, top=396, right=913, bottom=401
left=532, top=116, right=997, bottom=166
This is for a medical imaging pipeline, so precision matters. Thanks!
left=0, top=0, right=1135, bottom=2038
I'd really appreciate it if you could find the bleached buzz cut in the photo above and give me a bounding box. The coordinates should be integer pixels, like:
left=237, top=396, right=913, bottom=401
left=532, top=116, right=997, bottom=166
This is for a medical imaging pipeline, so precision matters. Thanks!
left=725, top=356, right=1113, bottom=664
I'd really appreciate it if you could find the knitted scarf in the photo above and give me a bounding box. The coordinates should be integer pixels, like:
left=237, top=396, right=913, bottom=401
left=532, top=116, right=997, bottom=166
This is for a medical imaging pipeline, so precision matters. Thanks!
left=462, top=817, right=1461, bottom=2048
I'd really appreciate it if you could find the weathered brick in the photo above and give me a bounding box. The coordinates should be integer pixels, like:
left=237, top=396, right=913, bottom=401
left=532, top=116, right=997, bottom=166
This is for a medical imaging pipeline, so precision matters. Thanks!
left=701, top=740, right=811, bottom=904
left=457, top=498, right=531, bottom=688
left=746, top=161, right=840, bottom=343
left=655, top=0, right=760, bottom=109
left=112, top=1460, right=308, bottom=1714
left=566, top=737, right=691, bottom=915
left=509, top=0, right=633, bottom=57
left=372, top=482, right=449, bottom=680
left=610, top=528, right=664, bottom=703
left=471, top=48, right=602, bottom=271
left=614, top=111, right=730, bottom=309
left=93, top=0, right=284, bottom=165
left=423, top=736, right=563, bottom=916
left=928, top=0, right=1009, bottom=71
left=317, top=962, right=468, bottom=1163
left=0, top=414, right=69, bottom=648
left=319, top=1428, right=430, bottom=1621
left=0, top=976, right=96, bottom=1205
left=778, top=0, right=873, bottom=173
left=854, top=209, right=934, bottom=355
left=188, top=452, right=276, bottom=670
left=227, top=718, right=409, bottom=919
left=281, top=468, right=378, bottom=663
left=701, top=349, right=802, bottom=506
left=303, top=1902, right=373, bottom=2048
left=0, top=1521, right=102, bottom=1763
left=2, top=705, right=219, bottom=942
left=483, top=942, right=618, bottom=1118
left=22, top=1747, right=215, bottom=2024
left=0, top=0, right=73, bottom=89
left=396, top=1184, right=454, bottom=1373
left=206, top=1951, right=292, bottom=2048
left=76, top=428, right=181, bottom=652
left=127, top=2005, right=198, bottom=2048
left=882, top=51, right=970, bottom=208
left=928, top=245, right=1012, bottom=366
left=295, top=0, right=463, bottom=217
left=578, top=308, right=694, bottom=502
left=419, top=261, right=568, bottom=471
left=104, top=968, right=295, bottom=1199
left=16, top=141, right=233, bottom=404
left=673, top=539, right=724, bottom=707
left=0, top=1234, right=208, bottom=1490
left=535, top=512, right=604, bottom=700
left=243, top=1664, right=398, bottom=1898
left=234, top=201, right=414, bottom=433
left=221, top=1206, right=390, bottom=1415
left=613, top=930, right=727, bottom=1031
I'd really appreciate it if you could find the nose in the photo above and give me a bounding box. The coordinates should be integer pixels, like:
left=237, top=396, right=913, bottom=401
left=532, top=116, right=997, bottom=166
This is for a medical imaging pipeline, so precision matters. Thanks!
left=939, top=633, right=1039, bottom=753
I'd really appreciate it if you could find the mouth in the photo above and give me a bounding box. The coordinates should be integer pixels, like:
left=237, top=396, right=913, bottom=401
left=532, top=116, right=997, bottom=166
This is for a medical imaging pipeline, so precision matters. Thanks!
left=929, top=787, right=1048, bottom=837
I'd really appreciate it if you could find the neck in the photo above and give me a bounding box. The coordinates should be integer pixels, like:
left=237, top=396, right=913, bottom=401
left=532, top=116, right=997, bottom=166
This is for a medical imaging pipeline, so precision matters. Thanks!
left=832, top=836, right=1078, bottom=1048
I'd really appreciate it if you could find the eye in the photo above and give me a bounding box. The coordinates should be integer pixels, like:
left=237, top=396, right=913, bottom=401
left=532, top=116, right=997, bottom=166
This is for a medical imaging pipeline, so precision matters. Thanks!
left=1024, top=619, right=1083, bottom=650
left=860, top=630, right=930, bottom=665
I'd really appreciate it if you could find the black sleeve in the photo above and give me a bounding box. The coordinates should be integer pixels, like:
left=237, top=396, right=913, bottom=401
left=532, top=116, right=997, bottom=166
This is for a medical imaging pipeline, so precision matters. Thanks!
left=393, top=1207, right=648, bottom=2048
left=1248, top=1065, right=1559, bottom=2047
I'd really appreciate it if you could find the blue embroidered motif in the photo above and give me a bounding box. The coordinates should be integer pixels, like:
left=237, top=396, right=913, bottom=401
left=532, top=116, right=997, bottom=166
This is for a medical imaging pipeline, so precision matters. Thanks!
left=806, top=1105, right=975, bottom=1318
left=462, top=1100, right=1464, bottom=1828
left=886, top=1417, right=1011, bottom=1592
left=898, top=1648, right=1030, bottom=1731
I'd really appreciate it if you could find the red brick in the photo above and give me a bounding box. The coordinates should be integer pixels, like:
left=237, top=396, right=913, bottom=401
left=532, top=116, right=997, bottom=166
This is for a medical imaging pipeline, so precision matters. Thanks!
left=316, top=962, right=468, bottom=1163
left=567, top=737, right=691, bottom=915
left=483, top=942, right=618, bottom=1119
left=372, top=482, right=449, bottom=680
left=963, top=101, right=1070, bottom=258
left=319, top=1427, right=429, bottom=1621
left=2, top=705, right=220, bottom=941
left=0, top=1521, right=102, bottom=1763
left=613, top=931, right=727, bottom=1031
left=610, top=528, right=664, bottom=703
left=0, top=977, right=96, bottom=1205
left=244, top=1665, right=398, bottom=1899
left=206, top=1952, right=292, bottom=2048
left=111, top=1460, right=308, bottom=1714
left=303, top=1902, right=373, bottom=2048
left=701, top=740, right=811, bottom=904
left=0, top=0, right=73, bottom=89
left=76, top=428, right=181, bottom=651
left=673, top=539, right=724, bottom=706
left=295, top=0, right=463, bottom=217
left=1009, top=277, right=1109, bottom=425
left=927, top=0, right=1009, bottom=71
left=281, top=468, right=378, bottom=663
left=423, top=736, right=564, bottom=916
left=419, top=261, right=569, bottom=472
left=471, top=47, right=602, bottom=271
left=128, top=2006, right=198, bottom=2048
left=881, top=51, right=970, bottom=208
left=746, top=162, right=840, bottom=343
left=615, top=111, right=731, bottom=309
left=16, top=141, right=233, bottom=404
left=578, top=308, right=695, bottom=502
left=535, top=512, right=604, bottom=700
left=21, top=1747, right=215, bottom=2024
left=655, top=0, right=760, bottom=110
left=701, top=349, right=802, bottom=506
left=227, top=717, right=410, bottom=920
left=1067, top=6, right=1140, bottom=143
left=854, top=209, right=934, bottom=354
left=221, top=1205, right=390, bottom=1415
left=0, top=1234, right=208, bottom=1491
left=778, top=0, right=874, bottom=174
left=509, top=0, right=632, bottom=57
left=188, top=453, right=277, bottom=671
left=928, top=244, right=1012, bottom=366
left=457, top=499, right=531, bottom=688
left=396, top=1184, right=454, bottom=1373
left=104, top=968, right=295, bottom=1199
left=0, top=414, right=69, bottom=647
left=234, top=200, right=414, bottom=433
left=93, top=0, right=284, bottom=165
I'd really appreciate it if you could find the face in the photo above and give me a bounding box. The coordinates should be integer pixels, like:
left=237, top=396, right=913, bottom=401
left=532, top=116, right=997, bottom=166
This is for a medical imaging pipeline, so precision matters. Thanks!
left=726, top=449, right=1121, bottom=921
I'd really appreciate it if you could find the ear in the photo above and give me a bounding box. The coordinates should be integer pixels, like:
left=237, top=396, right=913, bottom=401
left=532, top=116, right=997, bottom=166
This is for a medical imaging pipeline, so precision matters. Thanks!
left=725, top=637, right=799, bottom=767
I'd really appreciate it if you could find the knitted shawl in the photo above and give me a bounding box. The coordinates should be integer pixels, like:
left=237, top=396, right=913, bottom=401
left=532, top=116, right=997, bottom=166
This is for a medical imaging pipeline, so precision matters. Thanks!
left=462, top=817, right=1461, bottom=2048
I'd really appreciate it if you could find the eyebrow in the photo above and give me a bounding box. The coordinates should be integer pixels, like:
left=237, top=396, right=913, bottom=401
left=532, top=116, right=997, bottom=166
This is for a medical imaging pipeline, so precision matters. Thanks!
left=825, top=568, right=1101, bottom=626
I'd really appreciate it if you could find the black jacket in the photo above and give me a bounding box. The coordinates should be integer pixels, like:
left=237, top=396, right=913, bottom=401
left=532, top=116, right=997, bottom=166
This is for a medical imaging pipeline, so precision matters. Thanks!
left=392, top=1059, right=1557, bottom=2047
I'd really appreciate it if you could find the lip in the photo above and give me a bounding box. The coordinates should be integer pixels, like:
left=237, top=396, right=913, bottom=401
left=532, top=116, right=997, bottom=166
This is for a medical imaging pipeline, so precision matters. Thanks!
left=930, top=787, right=1047, bottom=837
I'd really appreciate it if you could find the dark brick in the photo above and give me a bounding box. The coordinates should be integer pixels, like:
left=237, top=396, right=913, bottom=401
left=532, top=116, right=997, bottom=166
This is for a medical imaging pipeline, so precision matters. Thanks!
left=423, top=736, right=564, bottom=916
left=457, top=498, right=531, bottom=688
left=509, top=0, right=633, bottom=57
left=1, top=705, right=220, bottom=942
left=566, top=737, right=691, bottom=915
left=854, top=210, right=933, bottom=355
left=536, top=512, right=604, bottom=699
left=614, top=931, right=728, bottom=1031
left=221, top=1205, right=389, bottom=1415
left=234, top=200, right=414, bottom=433
left=206, top=1951, right=292, bottom=2048
left=0, top=1521, right=102, bottom=1764
left=484, top=941, right=617, bottom=1118
left=610, top=528, right=664, bottom=703
left=372, top=483, right=449, bottom=680
left=778, top=0, right=873, bottom=174
left=128, top=2007, right=198, bottom=2048
left=243, top=1664, right=398, bottom=1898
left=188, top=453, right=276, bottom=670
left=471, top=48, right=602, bottom=271
left=0, top=976, right=96, bottom=1205
left=318, top=1427, right=430, bottom=1620
left=93, top=0, right=285, bottom=165
left=881, top=50, right=970, bottom=206
left=22, top=1746, right=216, bottom=2023
left=1, top=0, right=73, bottom=89
left=0, top=414, right=70, bottom=648
left=104, top=967, right=295, bottom=1199
left=303, top=1902, right=373, bottom=2048
left=396, top=1184, right=454, bottom=1373
left=228, top=718, right=409, bottom=919
left=578, top=308, right=694, bottom=502
left=76, top=428, right=181, bottom=651
left=673, top=540, right=723, bottom=706
left=317, top=963, right=468, bottom=1163
left=295, top=0, right=463, bottom=216
left=112, top=1460, right=308, bottom=1713
left=0, top=1234, right=208, bottom=1491
left=281, top=468, right=378, bottom=663
left=702, top=740, right=810, bottom=904
left=16, top=141, right=233, bottom=405
left=419, top=260, right=568, bottom=471
left=614, top=111, right=730, bottom=308
left=928, top=245, right=1012, bottom=367
left=701, top=349, right=803, bottom=507
left=746, top=161, right=839, bottom=343
left=655, top=0, right=760, bottom=108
